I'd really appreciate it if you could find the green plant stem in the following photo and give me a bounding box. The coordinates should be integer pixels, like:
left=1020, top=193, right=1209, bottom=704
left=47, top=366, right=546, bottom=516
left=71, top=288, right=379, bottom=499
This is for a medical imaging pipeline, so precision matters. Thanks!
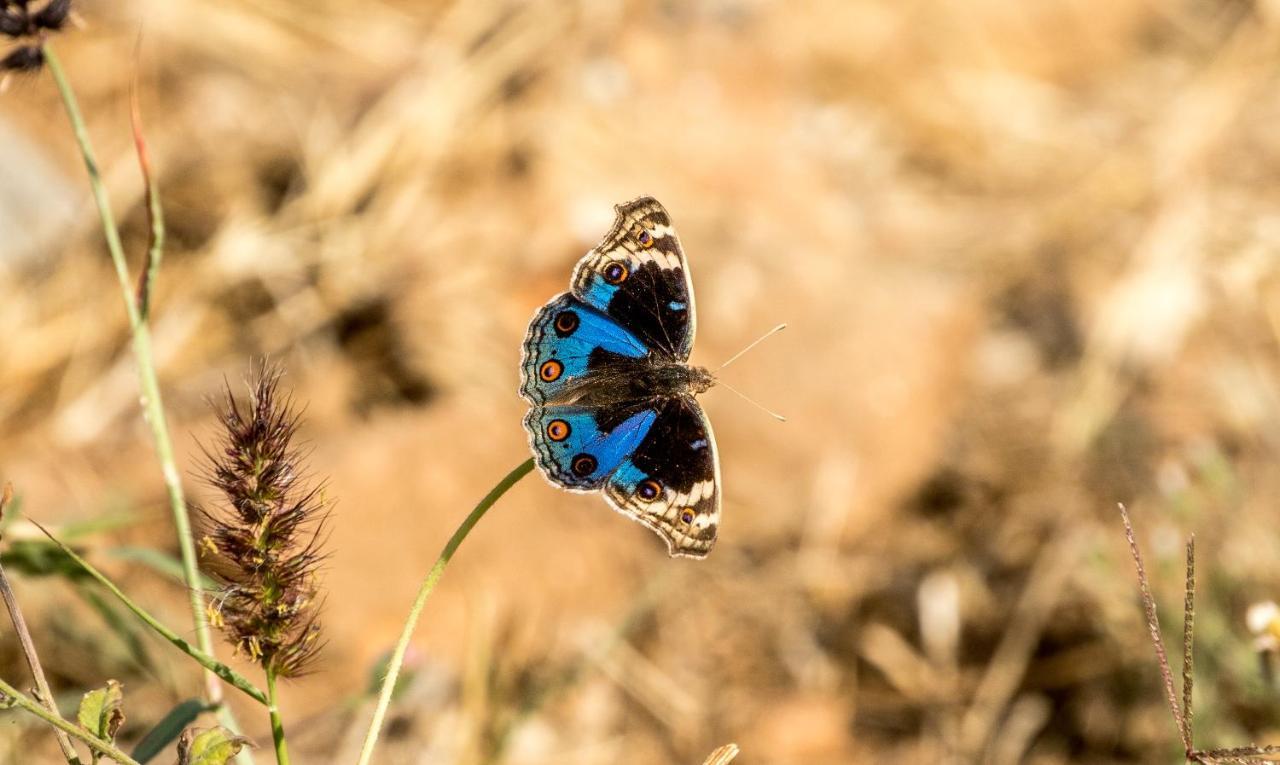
left=0, top=676, right=140, bottom=765
left=266, top=669, right=290, bottom=765
left=42, top=47, right=250, bottom=760
left=36, top=526, right=268, bottom=706
left=42, top=44, right=217, bottom=704
left=355, top=458, right=535, bottom=765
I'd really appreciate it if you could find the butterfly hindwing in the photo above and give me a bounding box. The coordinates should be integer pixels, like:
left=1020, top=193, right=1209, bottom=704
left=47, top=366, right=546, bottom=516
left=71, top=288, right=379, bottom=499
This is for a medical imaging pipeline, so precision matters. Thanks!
left=603, top=395, right=720, bottom=558
left=571, top=197, right=696, bottom=361
left=520, top=293, right=650, bottom=406
left=524, top=404, right=659, bottom=490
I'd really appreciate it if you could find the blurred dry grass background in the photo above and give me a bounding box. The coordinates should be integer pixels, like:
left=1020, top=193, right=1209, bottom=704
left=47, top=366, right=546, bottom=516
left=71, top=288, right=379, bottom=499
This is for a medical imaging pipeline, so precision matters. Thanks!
left=4, top=0, right=1280, bottom=762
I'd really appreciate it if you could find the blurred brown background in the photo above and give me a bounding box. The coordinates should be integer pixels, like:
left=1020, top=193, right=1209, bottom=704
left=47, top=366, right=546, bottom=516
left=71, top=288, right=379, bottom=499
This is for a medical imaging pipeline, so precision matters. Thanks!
left=4, top=0, right=1280, bottom=763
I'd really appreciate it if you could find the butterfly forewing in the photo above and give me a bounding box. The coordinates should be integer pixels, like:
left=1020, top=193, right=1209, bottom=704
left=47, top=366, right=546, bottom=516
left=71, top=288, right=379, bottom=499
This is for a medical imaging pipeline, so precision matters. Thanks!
left=520, top=293, right=650, bottom=406
left=570, top=197, right=697, bottom=361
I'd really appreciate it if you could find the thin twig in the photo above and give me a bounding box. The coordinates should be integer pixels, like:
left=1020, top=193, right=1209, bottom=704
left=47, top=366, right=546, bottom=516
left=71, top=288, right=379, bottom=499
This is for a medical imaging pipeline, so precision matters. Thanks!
left=130, top=67, right=164, bottom=321
left=33, top=523, right=268, bottom=706
left=958, top=525, right=1081, bottom=757
left=1117, top=503, right=1191, bottom=752
left=1193, top=744, right=1280, bottom=760
left=0, top=676, right=139, bottom=765
left=1183, top=534, right=1196, bottom=745
left=0, top=485, right=82, bottom=764
left=355, top=458, right=535, bottom=765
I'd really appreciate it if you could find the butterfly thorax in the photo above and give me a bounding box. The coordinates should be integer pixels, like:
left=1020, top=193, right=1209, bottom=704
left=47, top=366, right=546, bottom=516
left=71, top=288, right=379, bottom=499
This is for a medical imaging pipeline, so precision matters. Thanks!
left=556, top=358, right=715, bottom=407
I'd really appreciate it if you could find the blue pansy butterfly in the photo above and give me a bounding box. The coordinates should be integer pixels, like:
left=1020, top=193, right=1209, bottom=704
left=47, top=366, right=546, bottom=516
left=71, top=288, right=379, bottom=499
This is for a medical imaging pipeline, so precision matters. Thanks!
left=519, top=197, right=720, bottom=558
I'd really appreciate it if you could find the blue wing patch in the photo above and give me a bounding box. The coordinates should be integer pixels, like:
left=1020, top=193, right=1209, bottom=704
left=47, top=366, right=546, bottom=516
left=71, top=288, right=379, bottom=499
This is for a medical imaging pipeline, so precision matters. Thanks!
left=519, top=293, right=649, bottom=405
left=524, top=406, right=658, bottom=490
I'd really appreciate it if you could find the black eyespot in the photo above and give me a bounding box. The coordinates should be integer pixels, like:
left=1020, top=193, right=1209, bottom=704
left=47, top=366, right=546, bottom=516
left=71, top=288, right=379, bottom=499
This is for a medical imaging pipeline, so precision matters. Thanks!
left=637, top=229, right=654, bottom=248
left=680, top=509, right=696, bottom=525
left=554, top=310, right=579, bottom=336
left=603, top=262, right=628, bottom=284
left=637, top=479, right=662, bottom=500
left=571, top=454, right=598, bottom=477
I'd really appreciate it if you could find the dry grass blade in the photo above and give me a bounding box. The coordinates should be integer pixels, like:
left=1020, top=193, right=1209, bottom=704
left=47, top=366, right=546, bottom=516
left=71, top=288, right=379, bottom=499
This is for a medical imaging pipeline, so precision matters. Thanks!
left=700, top=743, right=740, bottom=765
left=1183, top=535, right=1196, bottom=743
left=1117, top=503, right=1191, bottom=752
left=959, top=526, right=1081, bottom=757
left=0, top=482, right=84, bottom=764
left=1192, top=744, right=1280, bottom=763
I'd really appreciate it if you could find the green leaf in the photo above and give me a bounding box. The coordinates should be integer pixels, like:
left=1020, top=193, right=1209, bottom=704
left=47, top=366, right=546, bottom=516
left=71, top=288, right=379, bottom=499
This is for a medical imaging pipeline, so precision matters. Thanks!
left=78, top=680, right=125, bottom=752
left=130, top=699, right=208, bottom=763
left=60, top=510, right=140, bottom=541
left=177, top=727, right=253, bottom=765
left=0, top=539, right=90, bottom=580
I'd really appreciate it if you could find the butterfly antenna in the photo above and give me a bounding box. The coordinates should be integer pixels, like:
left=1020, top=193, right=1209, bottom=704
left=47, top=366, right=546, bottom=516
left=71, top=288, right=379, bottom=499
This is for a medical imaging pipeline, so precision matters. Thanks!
left=715, top=323, right=787, bottom=373
left=716, top=378, right=787, bottom=422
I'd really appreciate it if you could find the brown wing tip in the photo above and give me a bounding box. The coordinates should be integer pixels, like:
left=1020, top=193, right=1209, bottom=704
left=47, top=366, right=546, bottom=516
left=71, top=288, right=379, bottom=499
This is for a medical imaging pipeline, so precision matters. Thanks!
left=615, top=195, right=667, bottom=218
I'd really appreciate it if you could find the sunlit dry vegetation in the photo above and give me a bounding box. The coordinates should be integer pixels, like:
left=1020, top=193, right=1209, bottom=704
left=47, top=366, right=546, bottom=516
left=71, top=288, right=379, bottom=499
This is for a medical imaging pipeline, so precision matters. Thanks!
left=4, top=1, right=1280, bottom=763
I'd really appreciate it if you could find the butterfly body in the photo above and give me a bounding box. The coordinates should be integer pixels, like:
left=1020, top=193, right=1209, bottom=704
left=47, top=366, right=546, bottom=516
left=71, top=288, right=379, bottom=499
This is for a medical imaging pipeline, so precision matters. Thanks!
left=519, top=197, right=722, bottom=558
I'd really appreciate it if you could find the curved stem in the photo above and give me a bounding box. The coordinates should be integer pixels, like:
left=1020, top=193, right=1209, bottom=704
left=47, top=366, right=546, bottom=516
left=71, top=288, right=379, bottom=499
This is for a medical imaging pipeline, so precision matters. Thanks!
left=0, top=676, right=140, bottom=765
left=355, top=458, right=535, bottom=765
left=266, top=668, right=290, bottom=765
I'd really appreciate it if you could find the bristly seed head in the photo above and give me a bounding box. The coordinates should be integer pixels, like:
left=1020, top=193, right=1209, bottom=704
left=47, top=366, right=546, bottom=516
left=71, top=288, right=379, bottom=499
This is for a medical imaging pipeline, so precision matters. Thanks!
left=196, top=363, right=329, bottom=678
left=1, top=0, right=72, bottom=73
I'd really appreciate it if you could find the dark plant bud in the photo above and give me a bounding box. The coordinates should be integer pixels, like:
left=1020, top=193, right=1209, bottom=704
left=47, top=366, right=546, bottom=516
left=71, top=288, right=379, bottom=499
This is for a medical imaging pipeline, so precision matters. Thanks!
left=33, top=0, right=69, bottom=30
left=0, top=12, right=28, bottom=38
left=0, top=46, right=41, bottom=71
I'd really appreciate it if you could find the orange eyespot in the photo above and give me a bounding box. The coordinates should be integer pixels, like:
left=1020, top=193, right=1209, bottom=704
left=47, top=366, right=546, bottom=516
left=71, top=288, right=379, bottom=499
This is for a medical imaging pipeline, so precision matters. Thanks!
left=637, top=479, right=662, bottom=500
left=636, top=229, right=654, bottom=248
left=603, top=262, right=629, bottom=284
left=679, top=508, right=696, bottom=525
left=539, top=359, right=563, bottom=382
left=546, top=419, right=571, bottom=441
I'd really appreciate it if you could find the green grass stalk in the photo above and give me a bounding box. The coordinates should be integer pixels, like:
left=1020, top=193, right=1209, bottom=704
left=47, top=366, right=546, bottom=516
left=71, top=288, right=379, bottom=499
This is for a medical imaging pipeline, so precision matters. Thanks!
left=355, top=458, right=535, bottom=765
left=41, top=46, right=250, bottom=757
left=266, top=668, right=291, bottom=765
left=42, top=43, right=215, bottom=696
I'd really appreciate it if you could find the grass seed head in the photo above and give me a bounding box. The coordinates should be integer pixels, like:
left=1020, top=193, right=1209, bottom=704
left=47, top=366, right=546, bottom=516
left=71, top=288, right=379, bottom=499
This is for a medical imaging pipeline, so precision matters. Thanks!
left=197, top=363, right=329, bottom=678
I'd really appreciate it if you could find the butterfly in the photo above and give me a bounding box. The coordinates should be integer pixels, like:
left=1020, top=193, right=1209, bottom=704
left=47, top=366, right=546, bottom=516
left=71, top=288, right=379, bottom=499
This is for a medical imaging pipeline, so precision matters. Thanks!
left=519, top=196, right=721, bottom=558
